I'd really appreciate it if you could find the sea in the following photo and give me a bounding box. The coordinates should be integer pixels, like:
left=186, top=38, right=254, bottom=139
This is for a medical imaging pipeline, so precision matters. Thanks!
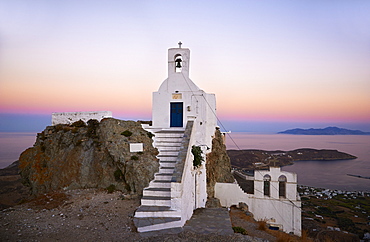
left=0, top=132, right=369, bottom=192
left=226, top=133, right=370, bottom=192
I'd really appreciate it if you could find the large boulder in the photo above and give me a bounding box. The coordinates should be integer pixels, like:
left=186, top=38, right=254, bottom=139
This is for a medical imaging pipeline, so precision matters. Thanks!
left=206, top=129, right=235, bottom=198
left=19, top=118, right=159, bottom=196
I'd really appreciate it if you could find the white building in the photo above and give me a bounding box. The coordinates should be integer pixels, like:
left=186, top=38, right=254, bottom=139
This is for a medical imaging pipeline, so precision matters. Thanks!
left=133, top=43, right=301, bottom=236
left=134, top=43, right=217, bottom=233
left=52, top=111, right=112, bottom=125
left=216, top=167, right=301, bottom=236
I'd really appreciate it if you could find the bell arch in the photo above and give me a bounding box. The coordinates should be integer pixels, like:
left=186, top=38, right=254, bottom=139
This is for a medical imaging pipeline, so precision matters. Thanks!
left=278, top=175, right=287, bottom=198
left=174, top=54, right=182, bottom=72
left=263, top=174, right=271, bottom=197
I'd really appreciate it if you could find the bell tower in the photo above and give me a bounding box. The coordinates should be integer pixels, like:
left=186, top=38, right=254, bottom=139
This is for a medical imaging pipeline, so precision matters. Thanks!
left=151, top=42, right=216, bottom=142
left=168, top=41, right=190, bottom=78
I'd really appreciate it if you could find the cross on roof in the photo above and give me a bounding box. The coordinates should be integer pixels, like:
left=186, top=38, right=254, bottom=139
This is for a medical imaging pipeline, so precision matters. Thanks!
left=178, top=41, right=182, bottom=48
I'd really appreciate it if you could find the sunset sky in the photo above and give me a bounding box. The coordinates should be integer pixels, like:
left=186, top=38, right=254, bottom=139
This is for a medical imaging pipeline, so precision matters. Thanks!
left=1, top=0, right=369, bottom=132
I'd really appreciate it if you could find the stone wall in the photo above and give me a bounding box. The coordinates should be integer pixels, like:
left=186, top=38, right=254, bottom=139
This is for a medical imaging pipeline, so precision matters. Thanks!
left=52, top=111, right=112, bottom=125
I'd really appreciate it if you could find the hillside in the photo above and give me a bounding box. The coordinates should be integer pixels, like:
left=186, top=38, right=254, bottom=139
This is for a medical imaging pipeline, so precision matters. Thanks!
left=278, top=127, right=370, bottom=135
left=228, top=148, right=357, bottom=170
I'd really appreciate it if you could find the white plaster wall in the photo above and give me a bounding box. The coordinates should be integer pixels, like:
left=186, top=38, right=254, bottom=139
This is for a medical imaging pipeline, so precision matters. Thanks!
left=152, top=46, right=217, bottom=145
left=254, top=167, right=298, bottom=200
left=170, top=121, right=209, bottom=227
left=196, top=152, right=207, bottom=208
left=171, top=123, right=197, bottom=225
left=152, top=46, right=217, bottom=228
left=52, top=111, right=112, bottom=125
left=215, top=182, right=301, bottom=236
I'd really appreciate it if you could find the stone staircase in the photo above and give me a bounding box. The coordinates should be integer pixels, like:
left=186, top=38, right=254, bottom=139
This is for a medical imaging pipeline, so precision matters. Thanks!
left=134, top=129, right=185, bottom=233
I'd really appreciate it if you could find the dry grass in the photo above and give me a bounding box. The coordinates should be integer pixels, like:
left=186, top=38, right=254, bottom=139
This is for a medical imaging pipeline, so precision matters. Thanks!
left=26, top=191, right=69, bottom=210
left=266, top=227, right=313, bottom=242
left=300, top=230, right=312, bottom=242
left=257, top=219, right=267, bottom=231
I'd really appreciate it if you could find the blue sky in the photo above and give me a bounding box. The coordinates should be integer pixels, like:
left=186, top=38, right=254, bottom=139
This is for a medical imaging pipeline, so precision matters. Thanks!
left=0, top=0, right=369, bottom=132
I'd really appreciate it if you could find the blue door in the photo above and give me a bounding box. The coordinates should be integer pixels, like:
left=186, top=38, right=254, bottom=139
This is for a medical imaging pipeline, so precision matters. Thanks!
left=170, top=102, right=183, bottom=127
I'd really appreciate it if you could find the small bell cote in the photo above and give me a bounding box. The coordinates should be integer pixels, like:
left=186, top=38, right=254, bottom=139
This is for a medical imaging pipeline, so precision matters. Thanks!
left=168, top=41, right=190, bottom=78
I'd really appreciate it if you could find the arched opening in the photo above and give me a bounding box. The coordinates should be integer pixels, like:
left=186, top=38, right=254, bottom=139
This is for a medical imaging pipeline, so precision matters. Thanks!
left=174, top=54, right=182, bottom=72
left=278, top=175, right=287, bottom=198
left=263, top=174, right=271, bottom=197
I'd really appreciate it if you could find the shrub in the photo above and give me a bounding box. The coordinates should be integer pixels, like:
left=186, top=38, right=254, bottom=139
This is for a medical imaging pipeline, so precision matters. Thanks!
left=121, top=130, right=133, bottom=137
left=257, top=220, right=267, bottom=231
left=131, top=155, right=139, bottom=161
left=232, top=226, right=248, bottom=235
left=54, top=124, right=64, bottom=132
left=146, top=131, right=154, bottom=139
left=276, top=231, right=295, bottom=242
left=71, top=127, right=79, bottom=133
left=191, top=145, right=203, bottom=167
left=114, top=169, right=124, bottom=181
left=337, top=217, right=355, bottom=231
left=87, top=119, right=99, bottom=139
left=71, top=120, right=86, bottom=127
left=106, top=184, right=116, bottom=194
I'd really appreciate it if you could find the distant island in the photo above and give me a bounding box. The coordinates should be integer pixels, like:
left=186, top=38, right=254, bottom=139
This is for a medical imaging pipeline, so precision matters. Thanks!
left=278, top=126, right=370, bottom=135
left=228, top=148, right=357, bottom=170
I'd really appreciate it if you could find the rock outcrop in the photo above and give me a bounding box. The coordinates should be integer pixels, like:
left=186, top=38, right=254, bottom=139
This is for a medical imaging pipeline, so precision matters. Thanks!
left=206, top=129, right=235, bottom=198
left=19, top=118, right=159, bottom=196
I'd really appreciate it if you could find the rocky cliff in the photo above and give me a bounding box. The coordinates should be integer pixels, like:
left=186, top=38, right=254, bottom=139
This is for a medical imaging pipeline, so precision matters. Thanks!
left=19, top=118, right=159, bottom=196
left=206, top=129, right=235, bottom=198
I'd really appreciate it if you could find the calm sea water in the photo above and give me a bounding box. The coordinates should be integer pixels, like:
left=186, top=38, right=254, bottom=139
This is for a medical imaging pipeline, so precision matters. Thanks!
left=226, top=133, right=370, bottom=192
left=0, top=132, right=36, bottom=169
left=1, top=132, right=369, bottom=192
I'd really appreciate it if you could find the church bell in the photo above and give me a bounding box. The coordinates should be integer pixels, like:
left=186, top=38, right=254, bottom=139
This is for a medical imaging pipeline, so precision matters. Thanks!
left=175, top=59, right=182, bottom=68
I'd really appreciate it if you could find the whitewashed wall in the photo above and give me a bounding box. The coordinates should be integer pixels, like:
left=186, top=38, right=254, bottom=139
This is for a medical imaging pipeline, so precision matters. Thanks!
left=171, top=122, right=197, bottom=225
left=215, top=167, right=301, bottom=236
left=52, top=111, right=112, bottom=125
left=215, top=182, right=301, bottom=236
left=253, top=167, right=298, bottom=200
left=151, top=47, right=217, bottom=151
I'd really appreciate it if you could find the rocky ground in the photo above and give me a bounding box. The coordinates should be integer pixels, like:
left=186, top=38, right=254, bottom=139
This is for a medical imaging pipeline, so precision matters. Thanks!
left=0, top=188, right=286, bottom=242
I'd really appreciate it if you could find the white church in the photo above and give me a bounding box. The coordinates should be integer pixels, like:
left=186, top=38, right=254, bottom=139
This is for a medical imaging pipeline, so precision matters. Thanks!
left=133, top=43, right=301, bottom=236
left=52, top=43, right=301, bottom=236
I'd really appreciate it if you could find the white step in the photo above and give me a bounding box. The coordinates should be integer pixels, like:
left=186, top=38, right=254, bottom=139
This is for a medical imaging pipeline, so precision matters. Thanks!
left=149, top=180, right=172, bottom=188
left=136, top=218, right=182, bottom=233
left=159, top=151, right=179, bottom=156
left=159, top=161, right=176, bottom=167
left=155, top=173, right=173, bottom=181
left=141, top=196, right=171, bottom=206
left=155, top=132, right=184, bottom=138
left=143, top=187, right=171, bottom=197
left=159, top=167, right=174, bottom=174
left=155, top=137, right=183, bottom=143
left=156, top=146, right=181, bottom=151
left=158, top=156, right=177, bottom=162
left=156, top=142, right=181, bottom=146
left=135, top=207, right=181, bottom=218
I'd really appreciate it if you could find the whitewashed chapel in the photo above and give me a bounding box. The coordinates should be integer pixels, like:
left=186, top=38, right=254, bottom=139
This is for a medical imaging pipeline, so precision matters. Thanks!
left=133, top=43, right=301, bottom=236
left=52, top=43, right=301, bottom=236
